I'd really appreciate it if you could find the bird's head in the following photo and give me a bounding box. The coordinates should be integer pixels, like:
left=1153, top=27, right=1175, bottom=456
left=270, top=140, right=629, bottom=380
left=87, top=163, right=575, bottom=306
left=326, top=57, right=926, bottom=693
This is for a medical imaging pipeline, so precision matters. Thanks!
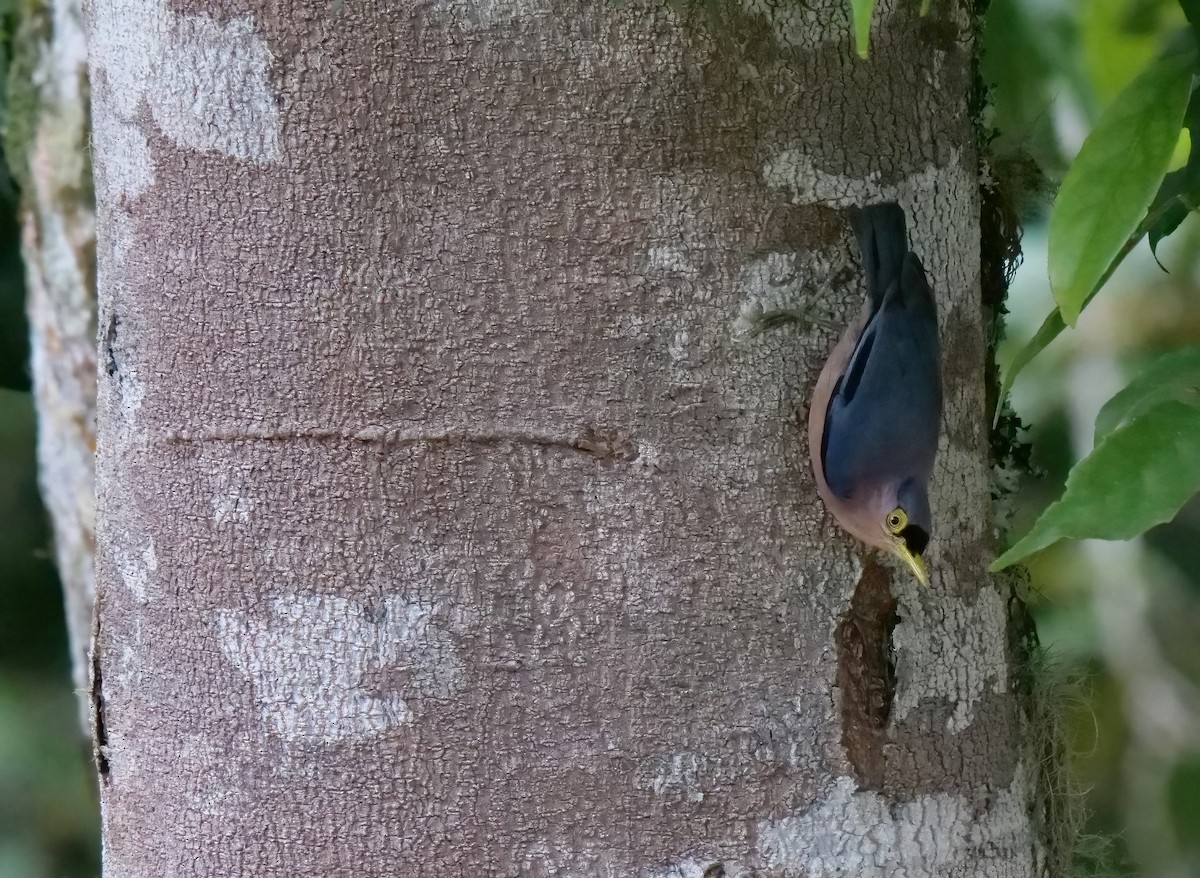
left=878, top=478, right=932, bottom=586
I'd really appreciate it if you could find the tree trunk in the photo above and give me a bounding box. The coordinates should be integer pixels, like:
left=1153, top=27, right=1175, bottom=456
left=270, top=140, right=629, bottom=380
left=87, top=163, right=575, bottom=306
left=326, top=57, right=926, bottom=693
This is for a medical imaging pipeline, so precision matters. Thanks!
left=88, top=0, right=1044, bottom=874
left=16, top=0, right=96, bottom=718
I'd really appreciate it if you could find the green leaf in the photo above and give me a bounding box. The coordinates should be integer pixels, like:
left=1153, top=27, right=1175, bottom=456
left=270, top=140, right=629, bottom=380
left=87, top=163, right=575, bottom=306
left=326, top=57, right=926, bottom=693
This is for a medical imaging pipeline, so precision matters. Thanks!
left=991, top=400, right=1200, bottom=570
left=1082, top=0, right=1163, bottom=105
left=1146, top=90, right=1200, bottom=262
left=1047, top=47, right=1194, bottom=325
left=994, top=87, right=1199, bottom=423
left=993, top=225, right=1146, bottom=427
left=1095, top=345, right=1200, bottom=441
left=1147, top=173, right=1196, bottom=262
left=850, top=0, right=873, bottom=58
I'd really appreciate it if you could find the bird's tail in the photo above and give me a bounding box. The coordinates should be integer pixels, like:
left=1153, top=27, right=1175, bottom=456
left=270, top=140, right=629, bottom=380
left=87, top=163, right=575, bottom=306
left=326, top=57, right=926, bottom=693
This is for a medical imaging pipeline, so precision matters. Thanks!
left=853, top=202, right=908, bottom=309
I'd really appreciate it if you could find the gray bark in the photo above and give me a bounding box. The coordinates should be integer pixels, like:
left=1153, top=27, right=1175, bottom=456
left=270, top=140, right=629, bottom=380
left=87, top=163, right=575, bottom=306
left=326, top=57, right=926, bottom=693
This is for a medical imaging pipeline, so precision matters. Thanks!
left=19, top=0, right=96, bottom=719
left=87, top=0, right=1043, bottom=874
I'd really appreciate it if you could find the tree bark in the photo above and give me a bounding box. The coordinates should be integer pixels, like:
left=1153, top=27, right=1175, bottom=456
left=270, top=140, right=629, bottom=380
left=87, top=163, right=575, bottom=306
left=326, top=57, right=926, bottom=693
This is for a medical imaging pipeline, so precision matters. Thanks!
left=88, top=0, right=1044, bottom=874
left=17, top=0, right=96, bottom=719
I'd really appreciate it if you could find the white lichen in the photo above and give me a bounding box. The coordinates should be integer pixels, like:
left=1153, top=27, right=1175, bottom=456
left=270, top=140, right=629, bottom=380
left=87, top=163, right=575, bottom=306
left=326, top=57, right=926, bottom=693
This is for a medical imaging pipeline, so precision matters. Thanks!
left=647, top=244, right=700, bottom=280
left=638, top=751, right=705, bottom=802
left=762, top=151, right=883, bottom=209
left=668, top=329, right=690, bottom=362
left=761, top=149, right=966, bottom=257
left=154, top=14, right=281, bottom=162
left=738, top=250, right=803, bottom=308
left=644, top=857, right=733, bottom=878
left=90, top=114, right=154, bottom=201
left=892, top=586, right=1009, bottom=733
left=758, top=766, right=1034, bottom=877
left=211, top=490, right=254, bottom=525
left=210, top=472, right=255, bottom=524
left=930, top=434, right=993, bottom=570
left=89, top=0, right=281, bottom=200
left=217, top=594, right=462, bottom=743
left=108, top=344, right=145, bottom=437
left=116, top=538, right=157, bottom=603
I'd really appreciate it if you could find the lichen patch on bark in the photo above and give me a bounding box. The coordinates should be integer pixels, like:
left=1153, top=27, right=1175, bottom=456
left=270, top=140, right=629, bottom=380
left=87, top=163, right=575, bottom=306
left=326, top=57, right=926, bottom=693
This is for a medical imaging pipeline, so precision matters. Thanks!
left=115, top=538, right=157, bottom=603
left=756, top=765, right=1035, bottom=877
left=90, top=114, right=153, bottom=200
left=89, top=0, right=280, bottom=175
left=211, top=482, right=255, bottom=524
left=892, top=585, right=1009, bottom=733
left=638, top=752, right=706, bottom=803
left=762, top=150, right=885, bottom=210
left=217, top=594, right=464, bottom=743
left=433, top=0, right=553, bottom=29
left=642, top=857, right=728, bottom=878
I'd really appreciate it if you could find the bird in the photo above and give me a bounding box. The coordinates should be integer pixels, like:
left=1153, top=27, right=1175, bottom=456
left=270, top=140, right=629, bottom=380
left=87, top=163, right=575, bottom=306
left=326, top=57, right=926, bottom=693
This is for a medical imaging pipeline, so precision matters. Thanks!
left=807, top=202, right=942, bottom=586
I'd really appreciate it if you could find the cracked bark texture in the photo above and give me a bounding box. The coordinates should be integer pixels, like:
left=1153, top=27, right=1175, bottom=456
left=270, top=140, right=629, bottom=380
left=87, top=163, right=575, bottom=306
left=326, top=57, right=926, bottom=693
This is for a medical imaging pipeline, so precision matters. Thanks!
left=88, top=0, right=1045, bottom=875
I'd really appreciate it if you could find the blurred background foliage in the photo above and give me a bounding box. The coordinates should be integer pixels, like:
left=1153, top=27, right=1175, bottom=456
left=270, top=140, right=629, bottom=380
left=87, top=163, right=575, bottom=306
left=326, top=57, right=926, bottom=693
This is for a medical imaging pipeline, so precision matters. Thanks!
left=986, top=0, right=1200, bottom=875
left=0, top=0, right=1196, bottom=876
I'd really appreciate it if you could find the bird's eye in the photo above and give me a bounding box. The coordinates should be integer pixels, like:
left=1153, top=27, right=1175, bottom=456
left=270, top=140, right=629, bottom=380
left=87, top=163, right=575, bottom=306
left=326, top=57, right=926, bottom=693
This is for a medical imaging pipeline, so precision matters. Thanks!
left=886, top=508, right=908, bottom=534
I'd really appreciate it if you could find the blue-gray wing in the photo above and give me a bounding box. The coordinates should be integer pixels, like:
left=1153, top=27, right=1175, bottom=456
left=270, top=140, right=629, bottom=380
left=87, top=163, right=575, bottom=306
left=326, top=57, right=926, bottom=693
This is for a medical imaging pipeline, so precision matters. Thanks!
left=853, top=203, right=908, bottom=310
left=822, top=253, right=941, bottom=500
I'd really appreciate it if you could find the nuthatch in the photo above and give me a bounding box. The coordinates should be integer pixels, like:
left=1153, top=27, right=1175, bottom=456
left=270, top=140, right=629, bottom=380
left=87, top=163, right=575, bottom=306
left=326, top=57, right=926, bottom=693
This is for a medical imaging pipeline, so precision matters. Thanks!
left=807, top=203, right=942, bottom=585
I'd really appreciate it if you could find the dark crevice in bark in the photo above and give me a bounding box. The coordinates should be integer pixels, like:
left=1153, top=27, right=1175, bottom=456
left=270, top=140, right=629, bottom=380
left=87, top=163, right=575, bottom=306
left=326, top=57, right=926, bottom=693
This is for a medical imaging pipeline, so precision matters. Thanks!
left=836, top=557, right=898, bottom=790
left=90, top=613, right=110, bottom=781
left=103, top=311, right=120, bottom=378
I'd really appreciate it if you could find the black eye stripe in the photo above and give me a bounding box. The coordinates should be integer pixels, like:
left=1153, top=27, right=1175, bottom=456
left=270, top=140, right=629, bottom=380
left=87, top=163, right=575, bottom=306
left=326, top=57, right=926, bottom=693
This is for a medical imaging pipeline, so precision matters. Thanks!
left=901, top=525, right=930, bottom=557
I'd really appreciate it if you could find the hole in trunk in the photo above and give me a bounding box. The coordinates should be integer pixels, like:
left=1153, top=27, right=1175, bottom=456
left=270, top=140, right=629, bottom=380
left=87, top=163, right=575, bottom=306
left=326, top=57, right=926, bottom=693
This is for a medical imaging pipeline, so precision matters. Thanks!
left=836, top=556, right=898, bottom=789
